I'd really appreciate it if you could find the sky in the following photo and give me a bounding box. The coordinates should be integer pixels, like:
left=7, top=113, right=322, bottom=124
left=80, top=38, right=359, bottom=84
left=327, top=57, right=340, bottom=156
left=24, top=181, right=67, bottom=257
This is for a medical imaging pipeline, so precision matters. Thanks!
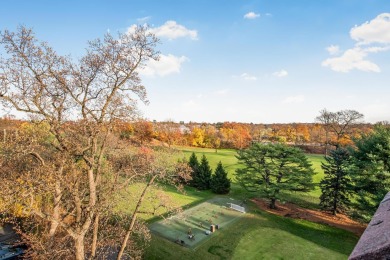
left=1, top=0, right=390, bottom=124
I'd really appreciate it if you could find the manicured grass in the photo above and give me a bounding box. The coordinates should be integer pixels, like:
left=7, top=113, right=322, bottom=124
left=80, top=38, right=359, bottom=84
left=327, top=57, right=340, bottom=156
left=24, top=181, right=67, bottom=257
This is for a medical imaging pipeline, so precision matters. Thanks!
left=177, top=146, right=240, bottom=181
left=176, top=146, right=325, bottom=208
left=116, top=146, right=358, bottom=259
left=149, top=197, right=246, bottom=248
left=115, top=184, right=214, bottom=221
left=145, top=201, right=358, bottom=260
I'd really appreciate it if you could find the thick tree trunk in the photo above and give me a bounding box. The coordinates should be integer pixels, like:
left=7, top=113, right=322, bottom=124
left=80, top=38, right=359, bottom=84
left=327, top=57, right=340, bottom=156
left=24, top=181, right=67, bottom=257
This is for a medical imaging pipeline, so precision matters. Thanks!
left=91, top=214, right=99, bottom=258
left=75, top=235, right=85, bottom=260
left=117, top=175, right=157, bottom=260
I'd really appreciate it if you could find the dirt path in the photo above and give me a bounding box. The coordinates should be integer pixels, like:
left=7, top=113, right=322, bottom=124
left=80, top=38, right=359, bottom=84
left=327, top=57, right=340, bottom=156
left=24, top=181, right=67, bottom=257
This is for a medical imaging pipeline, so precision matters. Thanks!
left=251, top=198, right=366, bottom=236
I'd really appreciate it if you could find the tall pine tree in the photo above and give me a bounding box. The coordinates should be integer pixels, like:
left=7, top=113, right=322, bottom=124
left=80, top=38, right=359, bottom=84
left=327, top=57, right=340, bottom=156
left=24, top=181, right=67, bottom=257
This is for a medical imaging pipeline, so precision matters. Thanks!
left=350, top=126, right=390, bottom=220
left=211, top=161, right=231, bottom=194
left=197, top=154, right=212, bottom=190
left=188, top=152, right=200, bottom=187
left=320, top=147, right=352, bottom=215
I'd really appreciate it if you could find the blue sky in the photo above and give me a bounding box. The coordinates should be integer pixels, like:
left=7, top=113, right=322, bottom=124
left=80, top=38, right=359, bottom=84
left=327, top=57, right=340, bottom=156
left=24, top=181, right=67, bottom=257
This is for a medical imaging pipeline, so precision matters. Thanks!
left=1, top=0, right=390, bottom=123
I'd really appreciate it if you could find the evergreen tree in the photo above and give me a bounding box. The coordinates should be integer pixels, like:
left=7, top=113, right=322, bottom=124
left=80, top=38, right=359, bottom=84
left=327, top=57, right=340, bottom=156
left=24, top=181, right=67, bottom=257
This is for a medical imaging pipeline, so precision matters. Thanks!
left=350, top=125, right=390, bottom=220
left=188, top=152, right=200, bottom=187
left=211, top=161, right=231, bottom=194
left=320, top=147, right=353, bottom=215
left=236, top=143, right=314, bottom=209
left=197, top=154, right=212, bottom=190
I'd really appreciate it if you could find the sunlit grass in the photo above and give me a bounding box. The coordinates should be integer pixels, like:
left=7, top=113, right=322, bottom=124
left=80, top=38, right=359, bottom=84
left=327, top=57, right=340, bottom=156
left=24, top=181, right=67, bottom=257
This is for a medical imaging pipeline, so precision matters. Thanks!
left=115, top=183, right=214, bottom=221
left=115, top=146, right=357, bottom=259
left=145, top=201, right=358, bottom=260
left=175, top=146, right=325, bottom=208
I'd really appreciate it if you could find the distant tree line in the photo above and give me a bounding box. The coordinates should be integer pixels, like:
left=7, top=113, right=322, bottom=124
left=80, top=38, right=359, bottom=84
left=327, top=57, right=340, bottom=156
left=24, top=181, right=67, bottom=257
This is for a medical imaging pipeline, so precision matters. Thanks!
left=115, top=114, right=373, bottom=153
left=2, top=109, right=375, bottom=153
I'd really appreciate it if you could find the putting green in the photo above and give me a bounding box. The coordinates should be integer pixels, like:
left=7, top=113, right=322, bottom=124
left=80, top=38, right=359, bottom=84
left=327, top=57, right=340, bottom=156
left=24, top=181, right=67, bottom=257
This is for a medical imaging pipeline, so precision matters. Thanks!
left=149, top=197, right=246, bottom=249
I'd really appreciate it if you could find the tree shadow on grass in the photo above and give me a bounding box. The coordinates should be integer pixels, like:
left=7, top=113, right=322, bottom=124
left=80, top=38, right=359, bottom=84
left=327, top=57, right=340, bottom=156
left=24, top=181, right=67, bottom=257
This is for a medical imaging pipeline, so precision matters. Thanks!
left=146, top=197, right=358, bottom=259
left=258, top=210, right=358, bottom=256
left=204, top=211, right=357, bottom=259
left=278, top=191, right=321, bottom=210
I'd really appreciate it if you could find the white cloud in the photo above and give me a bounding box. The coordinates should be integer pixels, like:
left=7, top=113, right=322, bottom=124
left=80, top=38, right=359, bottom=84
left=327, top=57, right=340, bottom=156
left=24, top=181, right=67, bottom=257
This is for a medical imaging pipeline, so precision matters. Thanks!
left=272, top=69, right=288, bottom=77
left=137, top=16, right=151, bottom=23
left=244, top=12, right=260, bottom=19
left=323, top=13, right=390, bottom=73
left=326, top=45, right=340, bottom=55
left=282, top=95, right=305, bottom=104
left=365, top=45, right=390, bottom=53
left=265, top=13, right=273, bottom=17
left=240, top=73, right=257, bottom=81
left=140, top=54, right=188, bottom=76
left=150, top=21, right=198, bottom=40
left=322, top=47, right=381, bottom=73
left=350, top=13, right=390, bottom=45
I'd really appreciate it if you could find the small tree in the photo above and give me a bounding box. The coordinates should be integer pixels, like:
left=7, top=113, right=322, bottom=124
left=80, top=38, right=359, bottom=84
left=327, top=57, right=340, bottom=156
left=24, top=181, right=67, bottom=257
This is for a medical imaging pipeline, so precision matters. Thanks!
left=188, top=152, right=200, bottom=187
left=211, top=161, right=231, bottom=194
left=133, top=120, right=154, bottom=145
left=320, top=147, right=353, bottom=215
left=197, top=154, right=212, bottom=190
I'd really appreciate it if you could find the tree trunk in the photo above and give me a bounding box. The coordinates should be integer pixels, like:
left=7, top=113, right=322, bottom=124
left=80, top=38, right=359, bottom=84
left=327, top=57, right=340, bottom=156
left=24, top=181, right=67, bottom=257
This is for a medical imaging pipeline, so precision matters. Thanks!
left=270, top=198, right=276, bottom=209
left=332, top=173, right=340, bottom=216
left=117, top=175, right=157, bottom=260
left=332, top=189, right=338, bottom=215
left=325, top=130, right=329, bottom=157
left=75, top=235, right=85, bottom=260
left=49, top=180, right=62, bottom=236
left=91, top=214, right=99, bottom=258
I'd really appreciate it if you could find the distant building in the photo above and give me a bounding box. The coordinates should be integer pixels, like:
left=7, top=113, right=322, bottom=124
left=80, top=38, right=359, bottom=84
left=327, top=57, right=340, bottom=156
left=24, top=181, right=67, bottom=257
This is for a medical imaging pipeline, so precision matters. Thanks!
left=179, top=124, right=190, bottom=134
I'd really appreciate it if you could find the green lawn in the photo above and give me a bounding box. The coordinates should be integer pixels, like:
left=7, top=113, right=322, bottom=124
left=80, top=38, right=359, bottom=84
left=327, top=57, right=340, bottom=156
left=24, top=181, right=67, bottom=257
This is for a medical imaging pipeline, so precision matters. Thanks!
left=145, top=201, right=358, bottom=260
left=177, top=146, right=325, bottom=208
left=177, top=146, right=240, bottom=181
left=115, top=146, right=358, bottom=259
left=115, top=184, right=215, bottom=221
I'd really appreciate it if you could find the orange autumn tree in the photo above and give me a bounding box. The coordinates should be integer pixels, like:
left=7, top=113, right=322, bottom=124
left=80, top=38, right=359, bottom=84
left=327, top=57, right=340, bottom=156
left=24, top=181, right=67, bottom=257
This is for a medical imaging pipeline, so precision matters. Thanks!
left=220, top=122, right=252, bottom=149
left=133, top=120, right=154, bottom=145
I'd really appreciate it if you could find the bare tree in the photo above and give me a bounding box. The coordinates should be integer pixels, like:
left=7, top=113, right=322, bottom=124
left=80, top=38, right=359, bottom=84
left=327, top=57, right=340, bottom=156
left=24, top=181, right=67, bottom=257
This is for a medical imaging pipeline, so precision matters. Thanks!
left=316, top=109, right=364, bottom=154
left=316, top=109, right=333, bottom=156
left=0, top=25, right=161, bottom=259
